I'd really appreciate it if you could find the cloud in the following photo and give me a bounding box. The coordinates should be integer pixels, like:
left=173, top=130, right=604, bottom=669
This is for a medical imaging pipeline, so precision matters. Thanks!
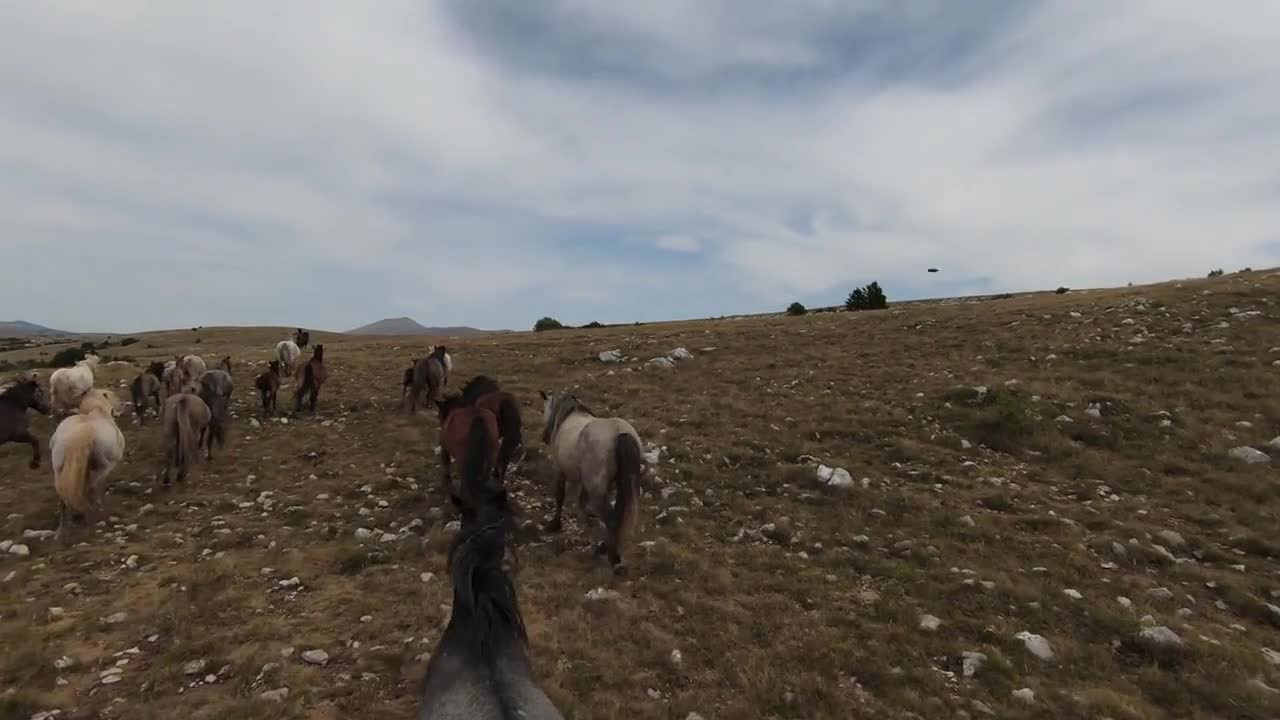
left=1, top=1, right=1277, bottom=331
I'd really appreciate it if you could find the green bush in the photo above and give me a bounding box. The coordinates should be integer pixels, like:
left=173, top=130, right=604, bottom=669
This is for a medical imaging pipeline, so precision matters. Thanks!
left=786, top=302, right=807, bottom=316
left=1055, top=286, right=1070, bottom=295
left=581, top=321, right=604, bottom=329
left=50, top=346, right=88, bottom=368
left=533, top=317, right=564, bottom=332
left=1207, top=268, right=1224, bottom=278
left=845, top=281, right=888, bottom=311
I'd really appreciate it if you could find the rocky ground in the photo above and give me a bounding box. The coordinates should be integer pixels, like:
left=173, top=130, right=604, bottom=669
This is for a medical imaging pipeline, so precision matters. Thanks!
left=2, top=271, right=1279, bottom=719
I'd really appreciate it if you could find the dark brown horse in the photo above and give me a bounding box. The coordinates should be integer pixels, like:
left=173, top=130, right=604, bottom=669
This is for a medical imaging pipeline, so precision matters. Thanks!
left=294, top=345, right=327, bottom=413
left=436, top=394, right=499, bottom=512
left=408, top=346, right=448, bottom=414
left=255, top=360, right=281, bottom=416
left=1, top=376, right=50, bottom=469
left=458, top=375, right=524, bottom=481
left=129, top=362, right=166, bottom=425
left=401, top=359, right=416, bottom=398
left=294, top=328, right=310, bottom=349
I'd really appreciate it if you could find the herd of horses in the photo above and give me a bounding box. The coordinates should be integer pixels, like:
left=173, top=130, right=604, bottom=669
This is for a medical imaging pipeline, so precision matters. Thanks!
left=0, top=329, right=651, bottom=718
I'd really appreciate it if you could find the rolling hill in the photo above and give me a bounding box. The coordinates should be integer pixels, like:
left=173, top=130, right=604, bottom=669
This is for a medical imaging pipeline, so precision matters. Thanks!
left=345, top=316, right=497, bottom=336
left=0, top=320, right=78, bottom=338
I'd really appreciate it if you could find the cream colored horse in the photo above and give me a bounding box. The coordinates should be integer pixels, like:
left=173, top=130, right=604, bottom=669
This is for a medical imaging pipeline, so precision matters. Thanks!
left=540, top=390, right=643, bottom=575
left=179, top=354, right=207, bottom=385
left=276, top=339, right=301, bottom=377
left=50, top=389, right=124, bottom=532
left=49, top=354, right=100, bottom=414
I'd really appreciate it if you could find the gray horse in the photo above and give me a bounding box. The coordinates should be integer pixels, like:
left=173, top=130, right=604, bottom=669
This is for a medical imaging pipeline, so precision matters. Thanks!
left=541, top=390, right=643, bottom=575
left=418, top=416, right=563, bottom=720
left=408, top=346, right=449, bottom=414
left=197, top=368, right=233, bottom=460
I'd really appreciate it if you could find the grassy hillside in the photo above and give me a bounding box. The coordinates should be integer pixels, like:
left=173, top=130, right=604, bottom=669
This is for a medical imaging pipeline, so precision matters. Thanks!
left=2, top=271, right=1278, bottom=718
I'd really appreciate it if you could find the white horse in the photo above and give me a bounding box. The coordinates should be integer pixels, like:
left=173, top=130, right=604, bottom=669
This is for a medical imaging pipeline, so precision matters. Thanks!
left=429, top=345, right=454, bottom=375
left=275, top=340, right=301, bottom=377
left=540, top=390, right=643, bottom=575
left=51, top=389, right=124, bottom=532
left=49, top=354, right=100, bottom=414
left=179, top=354, right=207, bottom=385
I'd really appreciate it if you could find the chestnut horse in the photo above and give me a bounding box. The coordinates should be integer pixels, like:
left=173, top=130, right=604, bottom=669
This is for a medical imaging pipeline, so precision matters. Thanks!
left=255, top=361, right=281, bottom=416
left=436, top=394, right=499, bottom=512
left=458, top=375, right=524, bottom=481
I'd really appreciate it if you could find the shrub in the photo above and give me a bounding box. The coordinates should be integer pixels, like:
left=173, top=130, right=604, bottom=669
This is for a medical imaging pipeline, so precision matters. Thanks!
left=581, top=321, right=604, bottom=329
left=120, top=337, right=139, bottom=347
left=50, top=346, right=88, bottom=367
left=1207, top=269, right=1224, bottom=278
left=1055, top=286, right=1070, bottom=295
left=845, top=281, right=888, bottom=311
left=533, top=317, right=564, bottom=332
left=786, top=302, right=807, bottom=316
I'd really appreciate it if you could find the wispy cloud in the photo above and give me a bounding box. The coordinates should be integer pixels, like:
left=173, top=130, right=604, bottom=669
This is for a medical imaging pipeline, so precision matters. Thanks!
left=2, top=1, right=1277, bottom=331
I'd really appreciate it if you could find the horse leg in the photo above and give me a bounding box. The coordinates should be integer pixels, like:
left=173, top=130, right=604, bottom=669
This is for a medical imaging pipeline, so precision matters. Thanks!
left=439, top=448, right=453, bottom=503
left=309, top=386, right=319, bottom=413
left=13, top=429, right=40, bottom=469
left=544, top=470, right=566, bottom=533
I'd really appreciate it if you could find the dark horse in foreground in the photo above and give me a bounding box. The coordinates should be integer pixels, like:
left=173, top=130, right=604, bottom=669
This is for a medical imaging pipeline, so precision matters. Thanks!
left=1, top=374, right=51, bottom=469
left=295, top=345, right=327, bottom=413
left=418, top=416, right=563, bottom=720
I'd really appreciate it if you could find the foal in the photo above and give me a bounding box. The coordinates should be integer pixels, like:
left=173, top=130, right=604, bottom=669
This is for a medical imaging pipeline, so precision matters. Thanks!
left=418, top=417, right=563, bottom=720
left=255, top=361, right=282, bottom=416
left=0, top=376, right=50, bottom=469
left=129, top=362, right=165, bottom=425
left=294, top=345, right=327, bottom=413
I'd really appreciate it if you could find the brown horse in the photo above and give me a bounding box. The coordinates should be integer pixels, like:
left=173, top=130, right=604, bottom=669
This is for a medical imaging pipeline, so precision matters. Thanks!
left=408, top=346, right=448, bottom=414
left=161, top=392, right=211, bottom=485
left=129, top=362, right=165, bottom=425
left=294, top=328, right=310, bottom=349
left=458, top=375, right=524, bottom=481
left=255, top=361, right=281, bottom=416
left=1, top=375, right=50, bottom=469
left=436, top=394, right=500, bottom=512
left=294, top=345, right=327, bottom=413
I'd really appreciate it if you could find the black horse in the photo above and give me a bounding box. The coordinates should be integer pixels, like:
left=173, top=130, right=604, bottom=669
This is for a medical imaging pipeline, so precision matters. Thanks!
left=0, top=375, right=51, bottom=469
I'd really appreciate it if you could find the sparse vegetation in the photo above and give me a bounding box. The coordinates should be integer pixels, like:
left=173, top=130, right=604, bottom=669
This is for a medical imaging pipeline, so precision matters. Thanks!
left=845, top=281, right=888, bottom=311
left=581, top=321, right=604, bottom=329
left=1208, top=268, right=1225, bottom=277
left=533, top=316, right=563, bottom=332
left=2, top=275, right=1280, bottom=718
left=786, top=302, right=807, bottom=316
left=120, top=337, right=139, bottom=346
left=1056, top=286, right=1070, bottom=294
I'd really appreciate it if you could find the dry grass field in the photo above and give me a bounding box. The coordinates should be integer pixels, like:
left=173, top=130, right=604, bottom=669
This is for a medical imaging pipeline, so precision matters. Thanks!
left=3, top=271, right=1280, bottom=719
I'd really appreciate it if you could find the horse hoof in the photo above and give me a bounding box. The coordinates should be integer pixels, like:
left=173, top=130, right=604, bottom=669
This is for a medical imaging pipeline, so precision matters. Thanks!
left=611, top=563, right=627, bottom=577
left=29, top=461, right=40, bottom=470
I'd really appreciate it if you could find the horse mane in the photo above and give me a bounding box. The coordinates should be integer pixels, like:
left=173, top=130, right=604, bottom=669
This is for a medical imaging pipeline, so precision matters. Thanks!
left=459, top=375, right=500, bottom=404
left=446, top=417, right=525, bottom=658
left=436, top=393, right=469, bottom=421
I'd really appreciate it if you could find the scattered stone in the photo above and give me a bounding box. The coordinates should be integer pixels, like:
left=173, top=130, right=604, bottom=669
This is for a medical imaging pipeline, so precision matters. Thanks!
left=260, top=687, right=290, bottom=702
left=669, top=649, right=683, bottom=668
left=125, top=555, right=139, bottom=569
left=354, top=528, right=373, bottom=541
left=1228, top=446, right=1270, bottom=464
left=103, top=612, right=127, bottom=625
left=961, top=651, right=987, bottom=678
left=598, top=350, right=623, bottom=363
left=958, top=515, right=976, bottom=528
left=1085, top=403, right=1102, bottom=418
left=1263, top=648, right=1280, bottom=666
left=183, top=659, right=208, bottom=676
left=1156, top=530, right=1186, bottom=548
left=1012, top=688, right=1036, bottom=704
left=1117, top=597, right=1133, bottom=609
left=8, top=543, right=30, bottom=557
left=278, top=577, right=301, bottom=589
left=23, top=529, right=55, bottom=542
left=0, top=540, right=9, bottom=553
left=1014, top=632, right=1055, bottom=661
left=1139, top=626, right=1185, bottom=649
left=420, top=572, right=435, bottom=584
left=585, top=587, right=621, bottom=602
left=918, top=614, right=942, bottom=632
left=301, top=649, right=329, bottom=666
left=1063, top=589, right=1083, bottom=600
left=1146, top=587, right=1175, bottom=601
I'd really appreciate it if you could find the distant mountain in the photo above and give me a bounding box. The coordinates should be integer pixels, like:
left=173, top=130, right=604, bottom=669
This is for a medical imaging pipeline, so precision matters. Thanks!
left=0, top=320, right=78, bottom=338
left=345, top=317, right=499, bottom=336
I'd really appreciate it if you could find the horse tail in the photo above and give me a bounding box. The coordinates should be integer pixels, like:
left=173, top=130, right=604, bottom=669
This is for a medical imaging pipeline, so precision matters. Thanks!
left=610, top=433, right=642, bottom=550
left=463, top=415, right=495, bottom=507
left=172, top=400, right=195, bottom=471
left=54, top=426, right=93, bottom=515
left=497, top=395, right=523, bottom=474
left=301, top=362, right=315, bottom=393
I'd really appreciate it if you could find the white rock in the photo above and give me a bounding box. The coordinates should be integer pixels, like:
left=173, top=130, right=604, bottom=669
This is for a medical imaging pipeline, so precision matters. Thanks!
left=354, top=528, right=373, bottom=541
left=958, top=515, right=976, bottom=528
left=0, top=540, right=10, bottom=553
left=261, top=687, right=290, bottom=702
left=1228, top=446, right=1270, bottom=464
left=918, top=614, right=942, bottom=632
left=646, top=357, right=677, bottom=370
left=301, top=649, right=329, bottom=666
left=23, top=529, right=55, bottom=542
left=961, top=651, right=987, bottom=678
left=1263, top=648, right=1280, bottom=666
left=1085, top=403, right=1102, bottom=418
left=1146, top=587, right=1175, bottom=601
left=668, top=347, right=694, bottom=361
left=816, top=465, right=835, bottom=483
left=1139, top=626, right=1184, bottom=649
left=420, top=572, right=435, bottom=584
left=1156, top=530, right=1186, bottom=548
left=183, top=659, right=208, bottom=676
left=598, top=350, right=623, bottom=363
left=7, top=543, right=29, bottom=557
left=1014, top=631, right=1055, bottom=661
left=1012, top=688, right=1036, bottom=704
left=1117, top=596, right=1133, bottom=609
left=125, top=555, right=139, bottom=569
left=828, top=468, right=855, bottom=490
left=669, top=649, right=683, bottom=667
left=249, top=418, right=261, bottom=428
left=585, top=587, right=621, bottom=602
left=1269, top=436, right=1280, bottom=450
left=1055, top=415, right=1073, bottom=423
left=104, top=612, right=127, bottom=625
left=360, top=615, right=373, bottom=623
left=1063, top=589, right=1083, bottom=600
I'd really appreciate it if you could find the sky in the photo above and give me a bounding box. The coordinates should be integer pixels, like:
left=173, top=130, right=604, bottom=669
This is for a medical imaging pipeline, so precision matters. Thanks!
left=2, top=1, right=1278, bottom=333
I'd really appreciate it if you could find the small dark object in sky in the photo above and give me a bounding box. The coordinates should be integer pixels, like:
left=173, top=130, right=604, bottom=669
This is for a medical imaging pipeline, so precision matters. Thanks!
left=927, top=268, right=939, bottom=273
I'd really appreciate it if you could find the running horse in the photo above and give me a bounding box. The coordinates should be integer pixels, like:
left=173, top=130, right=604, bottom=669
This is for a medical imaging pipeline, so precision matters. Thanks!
left=0, top=374, right=50, bottom=469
